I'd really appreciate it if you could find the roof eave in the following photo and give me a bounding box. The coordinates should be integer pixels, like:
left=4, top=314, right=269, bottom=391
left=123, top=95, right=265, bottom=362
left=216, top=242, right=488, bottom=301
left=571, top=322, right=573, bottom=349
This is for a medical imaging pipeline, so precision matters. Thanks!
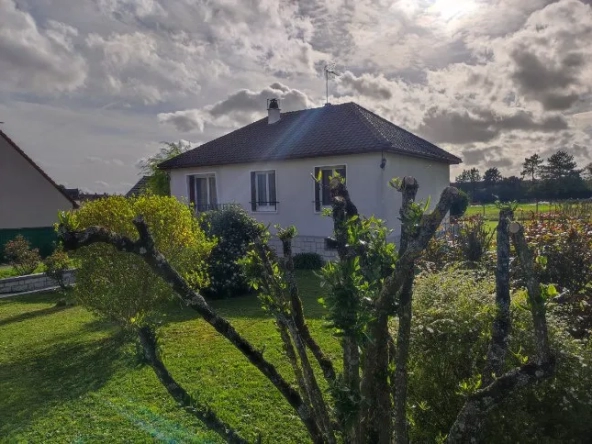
left=159, top=148, right=462, bottom=170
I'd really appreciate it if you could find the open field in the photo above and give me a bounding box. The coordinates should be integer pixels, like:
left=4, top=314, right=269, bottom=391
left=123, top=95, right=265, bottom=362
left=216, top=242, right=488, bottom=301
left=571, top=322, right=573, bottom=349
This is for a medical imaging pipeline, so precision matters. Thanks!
left=0, top=271, right=336, bottom=443
left=465, top=202, right=553, bottom=221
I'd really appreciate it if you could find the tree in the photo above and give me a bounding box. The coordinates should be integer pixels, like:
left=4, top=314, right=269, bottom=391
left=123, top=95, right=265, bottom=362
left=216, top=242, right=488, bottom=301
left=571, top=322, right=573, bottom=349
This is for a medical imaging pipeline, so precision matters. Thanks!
left=139, top=141, right=190, bottom=196
left=67, top=194, right=215, bottom=327
left=57, top=179, right=555, bottom=443
left=540, top=150, right=580, bottom=180
left=483, top=167, right=503, bottom=185
left=521, top=154, right=543, bottom=181
left=583, top=162, right=592, bottom=180
left=455, top=168, right=481, bottom=200
left=538, top=150, right=588, bottom=199
left=455, top=168, right=481, bottom=184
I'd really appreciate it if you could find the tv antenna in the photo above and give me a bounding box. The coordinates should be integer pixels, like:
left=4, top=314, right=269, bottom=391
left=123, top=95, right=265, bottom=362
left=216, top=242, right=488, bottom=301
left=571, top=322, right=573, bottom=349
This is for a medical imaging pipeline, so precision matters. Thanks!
left=324, top=63, right=340, bottom=105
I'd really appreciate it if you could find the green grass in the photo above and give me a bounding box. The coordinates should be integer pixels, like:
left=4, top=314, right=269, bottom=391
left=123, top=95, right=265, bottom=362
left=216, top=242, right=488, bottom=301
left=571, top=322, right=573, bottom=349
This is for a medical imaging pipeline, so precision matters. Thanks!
left=465, top=202, right=553, bottom=221
left=0, top=271, right=337, bottom=443
left=0, top=263, right=46, bottom=279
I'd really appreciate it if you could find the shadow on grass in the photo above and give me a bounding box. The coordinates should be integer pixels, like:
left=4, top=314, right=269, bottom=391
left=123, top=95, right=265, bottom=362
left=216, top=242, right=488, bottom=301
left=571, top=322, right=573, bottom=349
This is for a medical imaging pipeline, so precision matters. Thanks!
left=0, top=289, right=69, bottom=305
left=0, top=333, right=128, bottom=436
left=160, top=270, right=327, bottom=324
left=0, top=305, right=73, bottom=327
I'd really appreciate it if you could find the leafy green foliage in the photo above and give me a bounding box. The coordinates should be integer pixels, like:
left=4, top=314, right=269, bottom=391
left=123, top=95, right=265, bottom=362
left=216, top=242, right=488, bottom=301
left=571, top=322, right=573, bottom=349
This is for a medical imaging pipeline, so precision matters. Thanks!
left=523, top=216, right=592, bottom=296
left=449, top=189, right=469, bottom=218
left=293, top=253, right=325, bottom=270
left=3, top=235, right=41, bottom=276
left=522, top=215, right=592, bottom=337
left=199, top=206, right=265, bottom=299
left=406, top=268, right=592, bottom=443
left=43, top=246, right=71, bottom=291
left=69, top=195, right=214, bottom=328
left=455, top=215, right=494, bottom=263
left=319, top=215, right=397, bottom=340
left=139, top=141, right=190, bottom=196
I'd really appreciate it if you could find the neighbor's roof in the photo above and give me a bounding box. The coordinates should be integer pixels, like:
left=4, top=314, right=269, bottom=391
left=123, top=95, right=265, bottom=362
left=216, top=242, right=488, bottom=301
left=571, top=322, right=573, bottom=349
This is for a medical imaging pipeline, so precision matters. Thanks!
left=158, top=102, right=461, bottom=170
left=125, top=175, right=151, bottom=197
left=0, top=128, right=78, bottom=208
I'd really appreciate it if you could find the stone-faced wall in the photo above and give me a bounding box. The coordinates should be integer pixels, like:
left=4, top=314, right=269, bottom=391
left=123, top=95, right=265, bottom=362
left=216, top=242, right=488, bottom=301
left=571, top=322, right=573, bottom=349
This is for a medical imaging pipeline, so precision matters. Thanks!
left=0, top=270, right=76, bottom=294
left=268, top=235, right=338, bottom=261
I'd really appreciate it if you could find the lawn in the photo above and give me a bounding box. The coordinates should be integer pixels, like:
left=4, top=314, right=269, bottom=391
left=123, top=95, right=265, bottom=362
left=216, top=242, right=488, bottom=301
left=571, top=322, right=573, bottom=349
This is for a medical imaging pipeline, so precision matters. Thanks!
left=0, top=263, right=45, bottom=279
left=465, top=202, right=553, bottom=221
left=0, top=271, right=338, bottom=443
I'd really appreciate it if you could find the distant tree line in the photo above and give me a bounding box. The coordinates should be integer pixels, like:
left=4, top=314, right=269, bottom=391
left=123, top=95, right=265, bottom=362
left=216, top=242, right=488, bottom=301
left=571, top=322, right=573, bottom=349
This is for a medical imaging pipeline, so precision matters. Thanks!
left=454, top=150, right=592, bottom=203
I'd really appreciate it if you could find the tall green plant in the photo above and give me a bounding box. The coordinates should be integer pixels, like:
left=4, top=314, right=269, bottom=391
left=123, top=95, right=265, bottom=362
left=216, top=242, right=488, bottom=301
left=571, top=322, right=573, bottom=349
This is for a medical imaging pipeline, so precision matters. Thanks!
left=65, top=195, right=214, bottom=327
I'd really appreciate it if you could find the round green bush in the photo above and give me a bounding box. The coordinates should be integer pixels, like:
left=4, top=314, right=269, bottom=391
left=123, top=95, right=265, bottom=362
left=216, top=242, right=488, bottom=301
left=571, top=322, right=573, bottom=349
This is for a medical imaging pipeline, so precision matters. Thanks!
left=199, top=206, right=264, bottom=299
left=404, top=267, right=592, bottom=442
left=450, top=189, right=470, bottom=218
left=293, top=252, right=325, bottom=270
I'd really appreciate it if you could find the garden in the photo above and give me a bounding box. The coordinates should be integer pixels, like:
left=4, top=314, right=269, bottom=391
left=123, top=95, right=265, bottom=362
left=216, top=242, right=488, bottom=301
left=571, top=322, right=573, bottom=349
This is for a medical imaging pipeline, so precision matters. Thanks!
left=1, top=182, right=591, bottom=443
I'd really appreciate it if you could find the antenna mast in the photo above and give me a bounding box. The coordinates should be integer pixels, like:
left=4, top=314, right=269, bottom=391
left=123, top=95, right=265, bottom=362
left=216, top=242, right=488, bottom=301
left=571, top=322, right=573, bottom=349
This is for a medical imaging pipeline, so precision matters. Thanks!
left=324, top=63, right=339, bottom=105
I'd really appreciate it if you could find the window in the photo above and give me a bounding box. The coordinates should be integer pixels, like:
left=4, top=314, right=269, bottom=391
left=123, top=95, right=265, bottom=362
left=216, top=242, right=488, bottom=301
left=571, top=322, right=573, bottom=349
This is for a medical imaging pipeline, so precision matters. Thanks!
left=314, top=165, right=346, bottom=212
left=250, top=171, right=277, bottom=212
left=188, top=175, right=217, bottom=212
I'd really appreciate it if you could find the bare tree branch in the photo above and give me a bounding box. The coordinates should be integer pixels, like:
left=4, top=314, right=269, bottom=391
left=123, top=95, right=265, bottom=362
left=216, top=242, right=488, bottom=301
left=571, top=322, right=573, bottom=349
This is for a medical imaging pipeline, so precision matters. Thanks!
left=510, top=223, right=551, bottom=364
left=446, top=220, right=555, bottom=443
left=137, top=326, right=248, bottom=444
left=279, top=235, right=337, bottom=385
left=58, top=219, right=326, bottom=444
left=252, top=238, right=336, bottom=443
left=329, top=177, right=362, bottom=443
left=483, top=209, right=514, bottom=385
left=446, top=359, right=555, bottom=443
left=394, top=176, right=420, bottom=444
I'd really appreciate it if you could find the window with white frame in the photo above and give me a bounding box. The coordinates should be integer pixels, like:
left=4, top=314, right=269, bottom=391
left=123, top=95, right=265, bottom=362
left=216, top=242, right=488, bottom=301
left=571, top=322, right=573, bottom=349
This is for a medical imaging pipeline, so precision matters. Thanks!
left=314, top=165, right=346, bottom=212
left=250, top=170, right=277, bottom=212
left=188, top=174, right=217, bottom=212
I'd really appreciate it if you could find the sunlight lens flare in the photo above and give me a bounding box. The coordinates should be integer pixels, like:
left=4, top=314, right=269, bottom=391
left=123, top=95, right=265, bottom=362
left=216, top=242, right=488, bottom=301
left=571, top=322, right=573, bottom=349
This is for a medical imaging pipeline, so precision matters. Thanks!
left=428, top=0, right=477, bottom=21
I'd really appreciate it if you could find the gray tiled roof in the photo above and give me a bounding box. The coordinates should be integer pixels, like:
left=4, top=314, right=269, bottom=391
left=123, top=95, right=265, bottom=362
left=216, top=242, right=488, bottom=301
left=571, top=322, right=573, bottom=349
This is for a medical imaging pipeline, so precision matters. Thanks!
left=158, top=102, right=461, bottom=170
left=125, top=175, right=151, bottom=197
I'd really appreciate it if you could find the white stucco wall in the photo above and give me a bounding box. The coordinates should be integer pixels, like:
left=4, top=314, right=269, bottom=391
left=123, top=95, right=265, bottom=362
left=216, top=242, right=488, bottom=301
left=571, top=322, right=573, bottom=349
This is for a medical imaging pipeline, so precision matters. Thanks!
left=169, top=152, right=451, bottom=243
left=382, top=153, right=451, bottom=238
left=0, top=135, right=74, bottom=229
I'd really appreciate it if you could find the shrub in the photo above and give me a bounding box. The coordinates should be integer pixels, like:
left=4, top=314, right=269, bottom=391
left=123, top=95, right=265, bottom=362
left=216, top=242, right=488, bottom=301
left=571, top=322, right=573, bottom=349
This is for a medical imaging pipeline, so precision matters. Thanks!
left=69, top=195, right=215, bottom=327
left=44, top=246, right=71, bottom=291
left=455, top=215, right=494, bottom=263
left=405, top=267, right=592, bottom=442
left=450, top=189, right=470, bottom=218
left=293, top=252, right=325, bottom=270
left=3, top=235, right=41, bottom=276
left=523, top=216, right=592, bottom=295
left=522, top=215, right=592, bottom=337
left=199, top=206, right=264, bottom=298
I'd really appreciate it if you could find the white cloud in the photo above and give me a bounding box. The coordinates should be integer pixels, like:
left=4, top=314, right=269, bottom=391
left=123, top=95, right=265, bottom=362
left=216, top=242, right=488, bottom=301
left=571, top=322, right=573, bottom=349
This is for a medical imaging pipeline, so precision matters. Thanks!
left=0, top=0, right=87, bottom=94
left=157, top=109, right=205, bottom=133
left=1, top=0, right=591, bottom=191
left=159, top=83, right=316, bottom=132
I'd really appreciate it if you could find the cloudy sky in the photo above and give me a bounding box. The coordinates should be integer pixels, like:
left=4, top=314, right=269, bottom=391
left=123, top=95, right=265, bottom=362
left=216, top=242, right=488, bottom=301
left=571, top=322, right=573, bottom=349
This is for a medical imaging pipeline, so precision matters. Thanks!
left=1, top=0, right=591, bottom=193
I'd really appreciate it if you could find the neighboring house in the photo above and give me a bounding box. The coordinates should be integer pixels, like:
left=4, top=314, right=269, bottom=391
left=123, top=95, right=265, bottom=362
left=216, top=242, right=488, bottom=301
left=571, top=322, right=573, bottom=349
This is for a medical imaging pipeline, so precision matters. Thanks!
left=159, top=100, right=461, bottom=258
left=126, top=175, right=151, bottom=197
left=0, top=129, right=77, bottom=259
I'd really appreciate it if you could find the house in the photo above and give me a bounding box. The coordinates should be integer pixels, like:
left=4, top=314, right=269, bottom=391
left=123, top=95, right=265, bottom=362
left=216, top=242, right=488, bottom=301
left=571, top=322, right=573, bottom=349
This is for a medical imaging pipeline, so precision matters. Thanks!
left=159, top=100, right=461, bottom=258
left=126, top=175, right=151, bottom=197
left=0, top=129, right=77, bottom=258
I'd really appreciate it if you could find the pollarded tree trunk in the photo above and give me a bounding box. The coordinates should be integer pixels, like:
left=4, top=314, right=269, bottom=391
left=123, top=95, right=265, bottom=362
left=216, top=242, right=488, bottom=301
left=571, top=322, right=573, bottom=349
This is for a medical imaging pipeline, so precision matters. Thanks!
left=446, top=217, right=555, bottom=443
